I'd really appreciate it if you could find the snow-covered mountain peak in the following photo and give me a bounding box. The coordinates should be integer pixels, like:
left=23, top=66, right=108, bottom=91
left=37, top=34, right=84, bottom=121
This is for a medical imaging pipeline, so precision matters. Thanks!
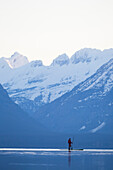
left=51, top=53, right=69, bottom=66
left=30, top=60, right=43, bottom=67
left=4, top=52, right=29, bottom=68
left=0, top=57, right=10, bottom=69
left=0, top=58, right=12, bottom=83
left=75, top=58, right=113, bottom=94
left=103, top=48, right=113, bottom=54
left=70, top=48, right=102, bottom=64
left=11, top=52, right=20, bottom=57
left=0, top=57, right=11, bottom=72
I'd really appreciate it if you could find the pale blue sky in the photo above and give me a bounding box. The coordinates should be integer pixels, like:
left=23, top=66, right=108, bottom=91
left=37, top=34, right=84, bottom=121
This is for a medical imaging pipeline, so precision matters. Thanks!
left=0, top=0, right=113, bottom=65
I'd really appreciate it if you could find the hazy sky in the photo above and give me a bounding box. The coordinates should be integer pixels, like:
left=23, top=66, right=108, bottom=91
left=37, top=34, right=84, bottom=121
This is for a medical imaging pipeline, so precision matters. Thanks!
left=0, top=0, right=113, bottom=65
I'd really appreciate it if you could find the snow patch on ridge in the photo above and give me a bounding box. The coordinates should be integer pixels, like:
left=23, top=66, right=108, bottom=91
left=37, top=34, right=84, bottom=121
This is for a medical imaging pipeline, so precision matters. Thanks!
left=91, top=122, right=105, bottom=133
left=80, top=126, right=86, bottom=130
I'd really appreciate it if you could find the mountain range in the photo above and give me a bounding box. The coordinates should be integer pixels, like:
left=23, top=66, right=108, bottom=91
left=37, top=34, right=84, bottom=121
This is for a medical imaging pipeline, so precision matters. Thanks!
left=35, top=58, right=113, bottom=134
left=0, top=48, right=113, bottom=148
left=0, top=48, right=113, bottom=115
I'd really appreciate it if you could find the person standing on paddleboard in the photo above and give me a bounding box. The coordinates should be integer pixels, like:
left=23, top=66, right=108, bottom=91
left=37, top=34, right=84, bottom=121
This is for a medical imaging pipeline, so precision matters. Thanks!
left=68, top=138, right=72, bottom=151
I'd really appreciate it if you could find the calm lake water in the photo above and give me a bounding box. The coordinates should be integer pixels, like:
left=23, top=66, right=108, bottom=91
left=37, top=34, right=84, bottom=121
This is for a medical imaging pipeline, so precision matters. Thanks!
left=0, top=148, right=113, bottom=170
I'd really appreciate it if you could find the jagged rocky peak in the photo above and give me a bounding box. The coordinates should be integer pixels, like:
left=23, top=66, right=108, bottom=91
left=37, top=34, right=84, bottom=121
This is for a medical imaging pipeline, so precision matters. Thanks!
left=70, top=48, right=102, bottom=64
left=30, top=60, right=43, bottom=67
left=5, top=52, right=29, bottom=68
left=51, top=53, right=69, bottom=66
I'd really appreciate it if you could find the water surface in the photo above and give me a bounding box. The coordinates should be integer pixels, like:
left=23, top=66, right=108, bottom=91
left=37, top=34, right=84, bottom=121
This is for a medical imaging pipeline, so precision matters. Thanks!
left=0, top=148, right=113, bottom=170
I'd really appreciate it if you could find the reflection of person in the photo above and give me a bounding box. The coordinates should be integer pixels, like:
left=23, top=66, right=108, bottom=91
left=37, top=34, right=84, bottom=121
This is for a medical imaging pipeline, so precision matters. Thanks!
left=68, top=150, right=71, bottom=167
left=68, top=138, right=72, bottom=151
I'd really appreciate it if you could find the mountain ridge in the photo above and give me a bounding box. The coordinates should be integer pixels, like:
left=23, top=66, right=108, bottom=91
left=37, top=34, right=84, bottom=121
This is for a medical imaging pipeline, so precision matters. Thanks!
left=34, top=58, right=113, bottom=134
left=0, top=48, right=113, bottom=115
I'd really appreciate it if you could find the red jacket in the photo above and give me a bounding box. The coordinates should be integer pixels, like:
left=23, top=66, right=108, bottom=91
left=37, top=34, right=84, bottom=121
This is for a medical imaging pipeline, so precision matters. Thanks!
left=68, top=138, right=72, bottom=147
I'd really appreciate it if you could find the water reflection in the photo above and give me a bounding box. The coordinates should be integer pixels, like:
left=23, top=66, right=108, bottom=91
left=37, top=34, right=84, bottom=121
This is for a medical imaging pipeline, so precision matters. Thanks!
left=68, top=151, right=71, bottom=167
left=0, top=149, right=113, bottom=170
